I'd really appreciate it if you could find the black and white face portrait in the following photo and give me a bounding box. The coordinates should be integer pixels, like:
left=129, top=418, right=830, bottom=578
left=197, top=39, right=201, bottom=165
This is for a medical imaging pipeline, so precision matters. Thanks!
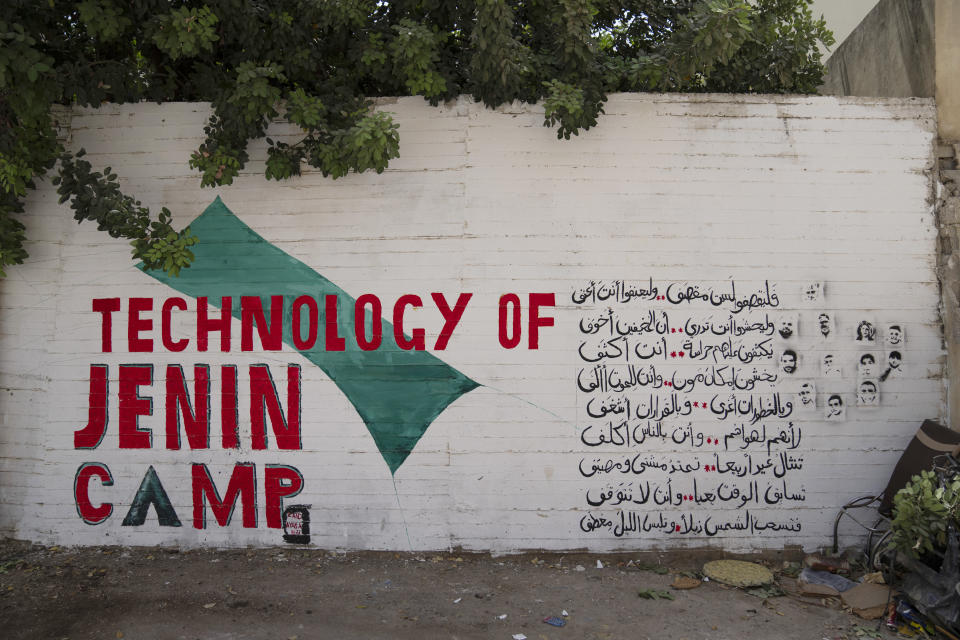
left=857, top=379, right=880, bottom=407
left=885, top=324, right=904, bottom=347
left=821, top=353, right=842, bottom=378
left=797, top=381, right=816, bottom=409
left=888, top=350, right=902, bottom=371
left=778, top=315, right=797, bottom=340
left=858, top=352, right=878, bottom=378
left=780, top=350, right=798, bottom=375
left=817, top=312, right=832, bottom=339
left=825, top=394, right=845, bottom=422
left=802, top=282, right=822, bottom=303
left=855, top=320, right=877, bottom=343
left=881, top=351, right=903, bottom=381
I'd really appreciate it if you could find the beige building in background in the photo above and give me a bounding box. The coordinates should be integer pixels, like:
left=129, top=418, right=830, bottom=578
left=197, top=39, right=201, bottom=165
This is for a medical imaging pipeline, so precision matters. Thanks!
left=810, top=0, right=879, bottom=59
left=819, top=0, right=958, bottom=140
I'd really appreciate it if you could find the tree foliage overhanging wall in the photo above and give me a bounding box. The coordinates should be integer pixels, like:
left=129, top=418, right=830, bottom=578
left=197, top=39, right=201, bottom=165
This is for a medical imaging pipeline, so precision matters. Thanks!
left=1, top=0, right=832, bottom=275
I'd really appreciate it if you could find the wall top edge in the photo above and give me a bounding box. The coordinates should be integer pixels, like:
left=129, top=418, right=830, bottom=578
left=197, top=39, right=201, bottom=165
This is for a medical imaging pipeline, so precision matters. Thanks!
left=63, top=93, right=936, bottom=116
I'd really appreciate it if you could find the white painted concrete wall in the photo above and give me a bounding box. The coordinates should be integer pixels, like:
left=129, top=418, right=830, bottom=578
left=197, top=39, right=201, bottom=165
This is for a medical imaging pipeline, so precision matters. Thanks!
left=0, top=94, right=941, bottom=552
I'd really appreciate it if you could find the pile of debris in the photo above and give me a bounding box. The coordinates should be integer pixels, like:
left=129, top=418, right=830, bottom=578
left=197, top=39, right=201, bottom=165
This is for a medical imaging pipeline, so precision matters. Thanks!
left=704, top=553, right=951, bottom=637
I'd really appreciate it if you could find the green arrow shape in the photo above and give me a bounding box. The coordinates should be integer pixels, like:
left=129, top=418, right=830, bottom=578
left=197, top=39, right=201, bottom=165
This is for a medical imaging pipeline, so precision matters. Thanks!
left=141, top=197, right=479, bottom=474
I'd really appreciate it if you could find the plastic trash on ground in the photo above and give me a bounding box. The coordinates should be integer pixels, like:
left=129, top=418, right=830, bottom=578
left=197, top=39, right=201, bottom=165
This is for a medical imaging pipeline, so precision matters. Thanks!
left=797, top=568, right=856, bottom=596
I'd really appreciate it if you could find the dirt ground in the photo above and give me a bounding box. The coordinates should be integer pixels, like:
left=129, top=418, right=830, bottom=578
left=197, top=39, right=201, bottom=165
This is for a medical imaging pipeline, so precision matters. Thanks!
left=0, top=539, right=902, bottom=640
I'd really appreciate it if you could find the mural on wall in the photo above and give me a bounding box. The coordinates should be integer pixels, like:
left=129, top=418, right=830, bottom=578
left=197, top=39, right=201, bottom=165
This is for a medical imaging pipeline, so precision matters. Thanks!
left=572, top=279, right=907, bottom=538
left=0, top=96, right=935, bottom=552
left=71, top=230, right=914, bottom=542
left=140, top=197, right=481, bottom=474
left=72, top=198, right=558, bottom=536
